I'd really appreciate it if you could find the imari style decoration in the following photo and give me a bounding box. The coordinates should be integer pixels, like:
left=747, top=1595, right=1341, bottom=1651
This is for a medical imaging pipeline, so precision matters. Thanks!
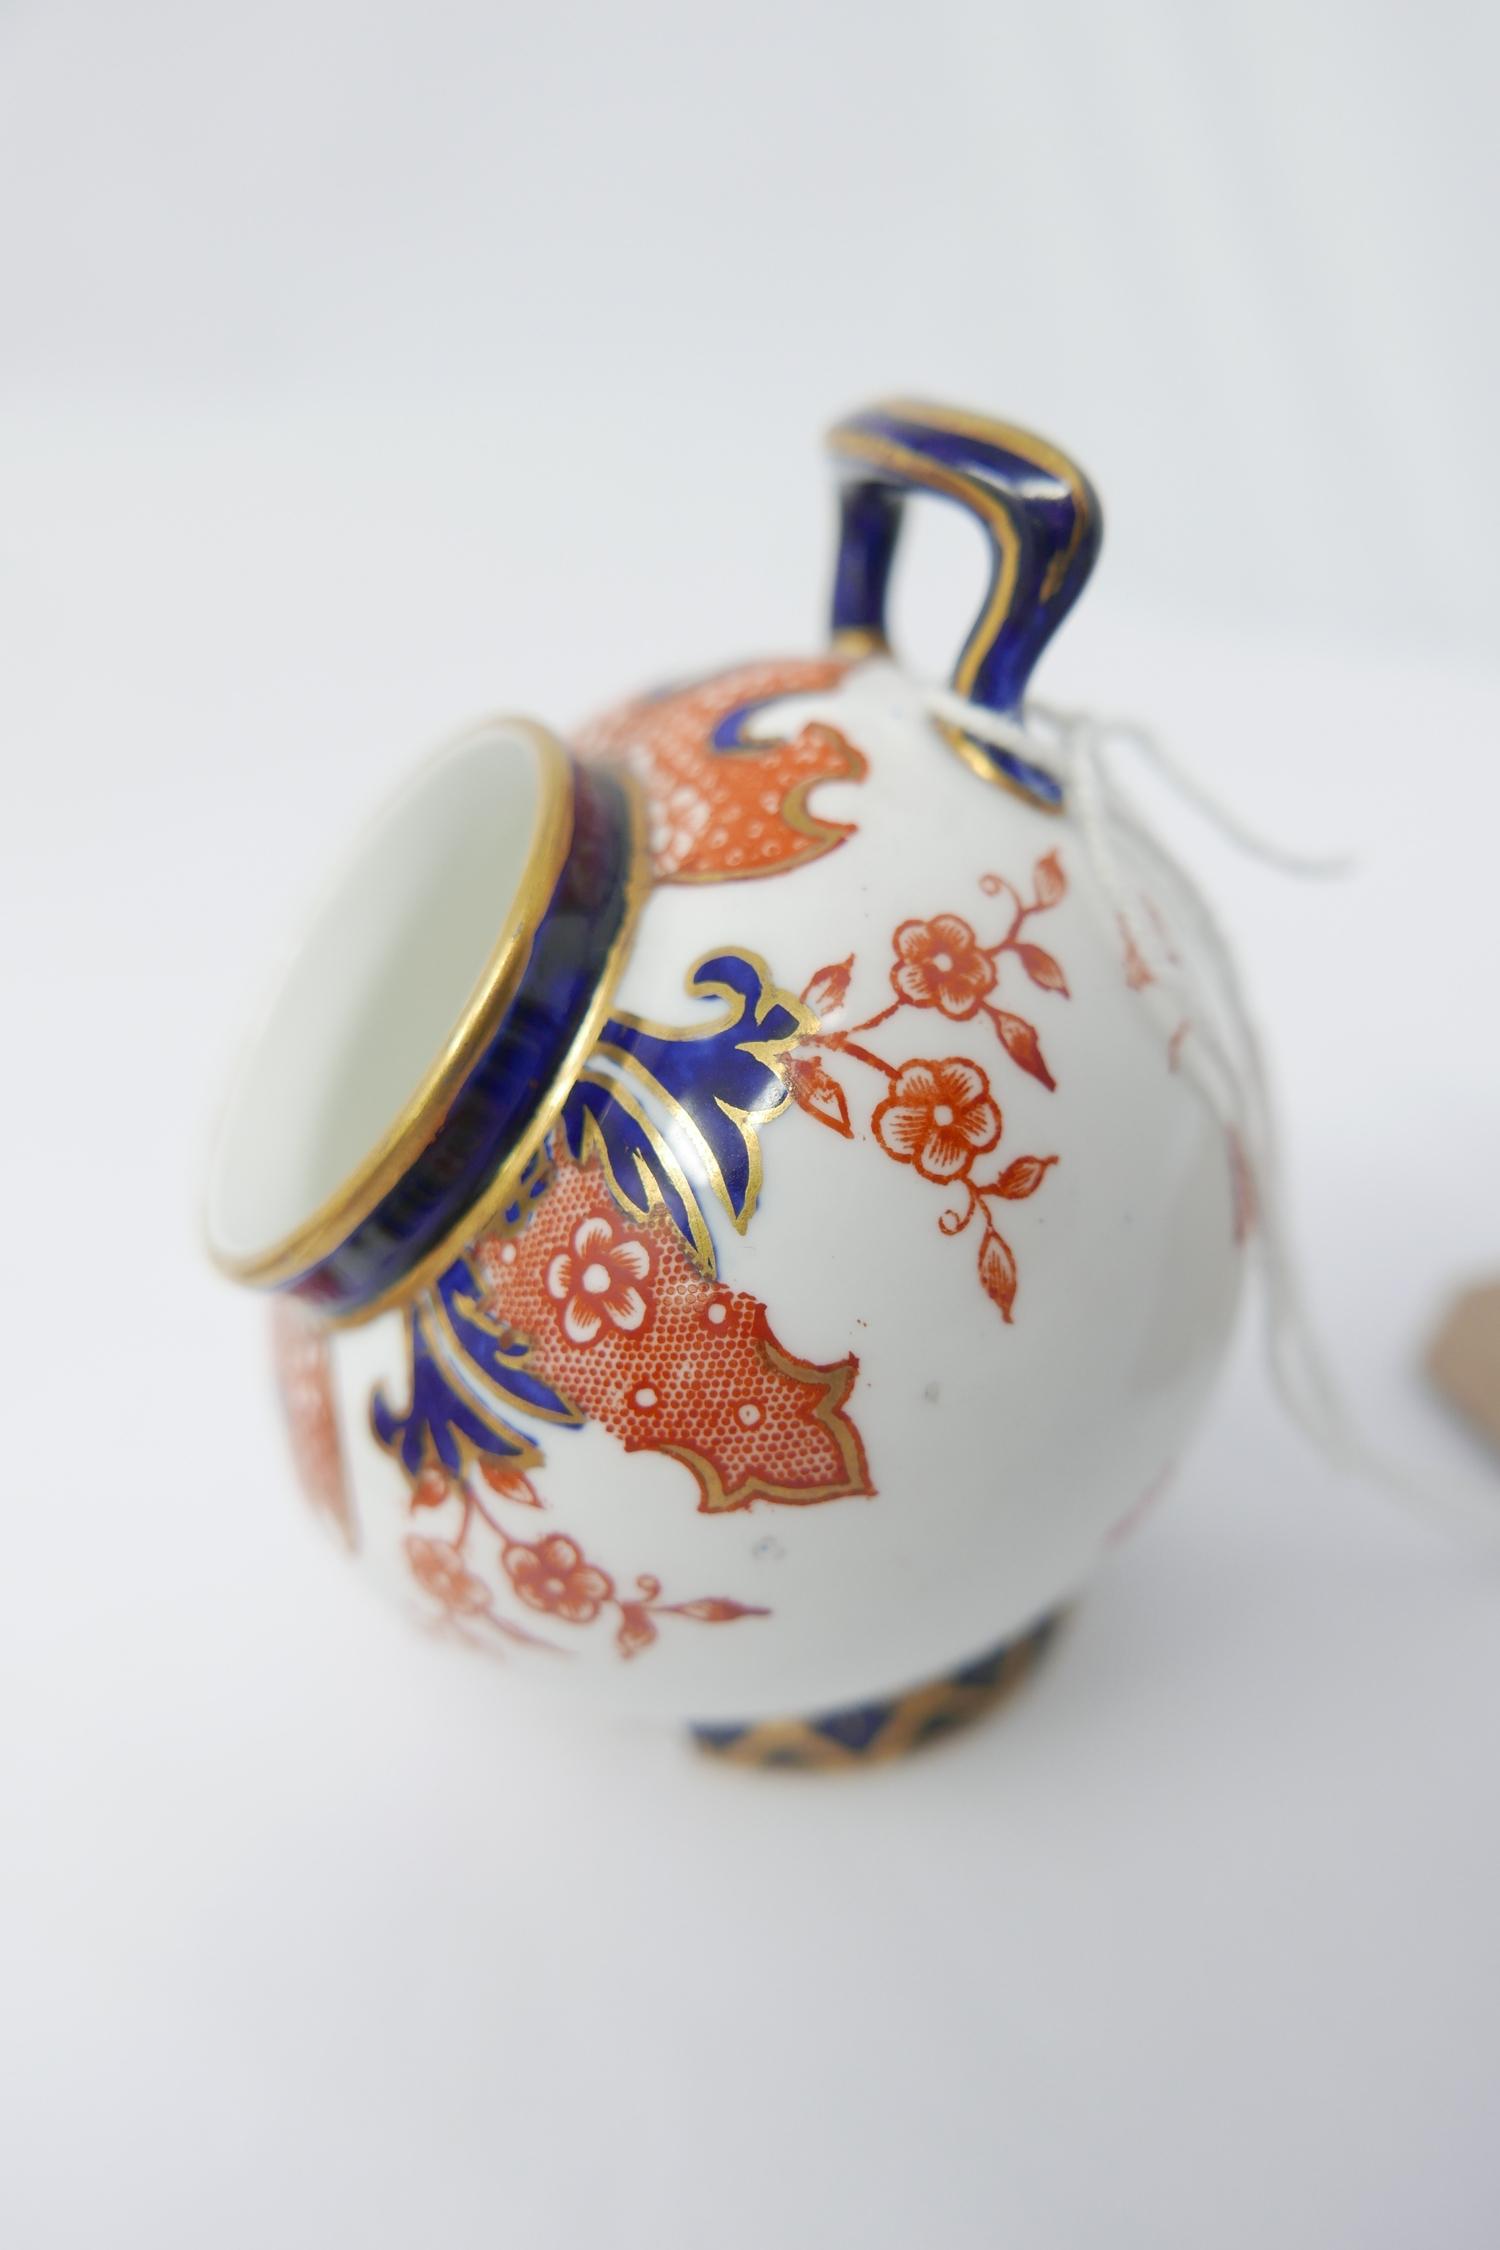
left=208, top=400, right=1249, bottom=1763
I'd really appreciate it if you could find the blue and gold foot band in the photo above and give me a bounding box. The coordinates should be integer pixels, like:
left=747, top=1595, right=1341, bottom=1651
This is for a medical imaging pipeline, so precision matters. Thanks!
left=690, top=1610, right=1064, bottom=1769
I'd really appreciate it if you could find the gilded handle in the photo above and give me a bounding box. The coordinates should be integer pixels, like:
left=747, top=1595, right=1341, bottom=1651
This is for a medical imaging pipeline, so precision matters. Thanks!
left=826, top=399, right=1102, bottom=804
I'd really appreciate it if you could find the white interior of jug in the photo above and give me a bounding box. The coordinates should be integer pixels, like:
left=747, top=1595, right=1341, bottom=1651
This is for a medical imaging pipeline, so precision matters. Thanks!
left=205, top=720, right=546, bottom=1269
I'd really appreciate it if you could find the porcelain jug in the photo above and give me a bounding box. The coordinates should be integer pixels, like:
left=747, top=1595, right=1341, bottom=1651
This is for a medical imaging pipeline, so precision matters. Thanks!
left=207, top=400, right=1245, bottom=1765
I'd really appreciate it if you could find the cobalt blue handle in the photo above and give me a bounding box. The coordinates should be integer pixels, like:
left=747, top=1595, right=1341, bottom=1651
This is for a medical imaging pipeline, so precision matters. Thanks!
left=827, top=399, right=1102, bottom=806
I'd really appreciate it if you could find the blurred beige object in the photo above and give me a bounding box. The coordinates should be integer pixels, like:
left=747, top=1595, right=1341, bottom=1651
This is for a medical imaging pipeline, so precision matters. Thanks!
left=1429, top=1280, right=1500, bottom=1455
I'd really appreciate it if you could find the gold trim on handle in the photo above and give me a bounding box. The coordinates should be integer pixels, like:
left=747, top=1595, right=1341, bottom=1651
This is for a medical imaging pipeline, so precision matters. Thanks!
left=872, top=397, right=1096, bottom=605
left=826, top=421, right=1063, bottom=812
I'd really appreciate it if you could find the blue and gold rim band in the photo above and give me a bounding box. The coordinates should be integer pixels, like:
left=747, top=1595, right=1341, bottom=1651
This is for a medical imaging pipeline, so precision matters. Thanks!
left=221, top=741, right=644, bottom=1325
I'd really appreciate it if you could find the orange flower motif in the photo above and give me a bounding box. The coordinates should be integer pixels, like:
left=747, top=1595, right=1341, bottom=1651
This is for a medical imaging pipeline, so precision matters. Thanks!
left=873, top=1058, right=1001, bottom=1182
left=405, top=1536, right=491, bottom=1614
left=544, top=1213, right=652, bottom=1346
left=503, top=1534, right=614, bottom=1623
left=891, top=915, right=997, bottom=1019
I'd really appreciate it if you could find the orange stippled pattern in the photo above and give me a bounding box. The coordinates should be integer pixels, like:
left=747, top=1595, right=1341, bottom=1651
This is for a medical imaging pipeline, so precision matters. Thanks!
left=578, top=656, right=867, bottom=884
left=473, top=1151, right=872, bottom=1514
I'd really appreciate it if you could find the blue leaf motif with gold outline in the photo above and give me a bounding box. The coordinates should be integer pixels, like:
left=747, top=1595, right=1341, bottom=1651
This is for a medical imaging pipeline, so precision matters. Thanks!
left=372, top=949, right=808, bottom=1474
left=559, top=950, right=808, bottom=1272
left=371, top=1234, right=582, bottom=1476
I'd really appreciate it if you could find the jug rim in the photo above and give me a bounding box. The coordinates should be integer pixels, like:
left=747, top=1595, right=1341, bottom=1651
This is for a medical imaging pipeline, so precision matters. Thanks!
left=205, top=716, right=643, bottom=1318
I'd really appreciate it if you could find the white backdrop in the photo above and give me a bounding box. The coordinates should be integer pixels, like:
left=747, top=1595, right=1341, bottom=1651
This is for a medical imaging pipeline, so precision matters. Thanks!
left=4, top=5, right=1499, bottom=2247
left=5, top=0, right=1498, bottom=655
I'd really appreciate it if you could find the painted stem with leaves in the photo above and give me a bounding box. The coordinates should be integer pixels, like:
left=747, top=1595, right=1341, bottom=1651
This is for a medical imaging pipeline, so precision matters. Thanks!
left=787, top=855, right=1070, bottom=1325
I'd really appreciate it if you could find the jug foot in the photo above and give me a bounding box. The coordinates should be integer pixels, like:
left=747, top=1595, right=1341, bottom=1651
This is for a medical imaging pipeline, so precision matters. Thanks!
left=689, top=1609, right=1066, bottom=1770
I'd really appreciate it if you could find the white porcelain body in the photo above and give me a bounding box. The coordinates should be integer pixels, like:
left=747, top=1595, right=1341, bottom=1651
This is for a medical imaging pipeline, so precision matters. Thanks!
left=285, top=660, right=1245, bottom=1723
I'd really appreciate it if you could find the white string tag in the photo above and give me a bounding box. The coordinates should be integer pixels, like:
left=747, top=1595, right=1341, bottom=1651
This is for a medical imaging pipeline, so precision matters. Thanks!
left=767, top=664, right=1500, bottom=1555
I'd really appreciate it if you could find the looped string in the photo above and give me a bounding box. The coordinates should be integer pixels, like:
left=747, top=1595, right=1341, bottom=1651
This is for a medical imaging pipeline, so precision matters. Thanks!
left=925, top=682, right=1363, bottom=1472
left=781, top=662, right=1495, bottom=1551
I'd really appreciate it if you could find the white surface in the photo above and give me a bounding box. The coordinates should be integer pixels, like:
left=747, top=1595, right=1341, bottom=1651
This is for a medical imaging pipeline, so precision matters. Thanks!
left=206, top=718, right=544, bottom=1257
left=4, top=3, right=1500, bottom=2245
left=315, top=662, right=1246, bottom=1724
left=4, top=0, right=1500, bottom=662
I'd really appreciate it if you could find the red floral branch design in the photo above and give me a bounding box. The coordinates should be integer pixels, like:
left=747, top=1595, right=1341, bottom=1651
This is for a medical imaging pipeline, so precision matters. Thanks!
left=402, top=1455, right=767, bottom=1661
left=272, top=1302, right=358, bottom=1550
left=788, top=855, right=1068, bottom=1324
left=881, top=848, right=1069, bottom=1080
left=1130, top=892, right=1254, bottom=1251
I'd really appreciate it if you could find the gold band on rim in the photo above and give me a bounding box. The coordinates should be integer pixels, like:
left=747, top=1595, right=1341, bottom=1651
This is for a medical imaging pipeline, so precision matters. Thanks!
left=328, top=769, right=650, bottom=1328
left=211, top=719, right=576, bottom=1290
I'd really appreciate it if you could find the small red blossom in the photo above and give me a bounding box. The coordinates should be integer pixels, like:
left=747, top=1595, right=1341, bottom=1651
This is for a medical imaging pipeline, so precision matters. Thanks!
left=1015, top=942, right=1069, bottom=996
left=873, top=1058, right=1002, bottom=1183
left=503, top=1534, right=614, bottom=1623
left=989, top=1007, right=1056, bottom=1090
left=615, top=1602, right=659, bottom=1658
left=545, top=1213, right=652, bottom=1346
left=405, top=1536, right=491, bottom=1614
left=1119, top=915, right=1155, bottom=991
left=479, top=1460, right=544, bottom=1507
left=890, top=915, right=997, bottom=1020
left=1032, top=850, right=1067, bottom=908
left=801, top=955, right=854, bottom=1019
left=787, top=1052, right=853, bottom=1137
left=410, top=1465, right=454, bottom=1512
left=992, top=1153, right=1058, bottom=1200
left=978, top=1228, right=1019, bottom=1321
